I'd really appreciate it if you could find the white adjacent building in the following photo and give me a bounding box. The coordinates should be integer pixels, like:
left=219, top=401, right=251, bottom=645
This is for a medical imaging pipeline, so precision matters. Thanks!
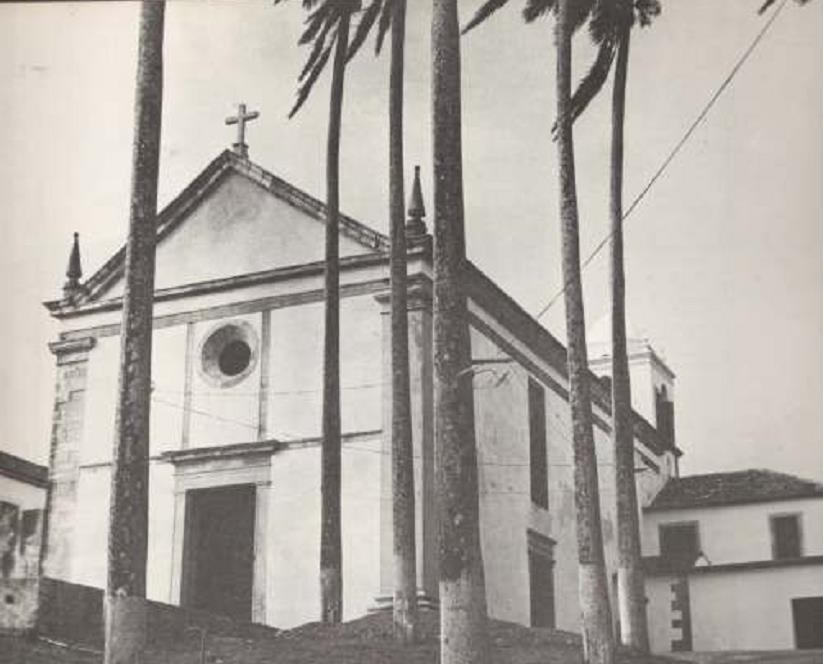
left=0, top=451, right=47, bottom=580
left=642, top=469, right=822, bottom=652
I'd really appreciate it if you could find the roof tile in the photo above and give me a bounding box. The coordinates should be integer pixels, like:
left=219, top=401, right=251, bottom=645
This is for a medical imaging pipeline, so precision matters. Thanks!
left=647, top=469, right=822, bottom=511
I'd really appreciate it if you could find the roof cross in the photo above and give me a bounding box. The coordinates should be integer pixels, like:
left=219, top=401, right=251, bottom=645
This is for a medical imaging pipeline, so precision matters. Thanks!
left=225, top=103, right=259, bottom=159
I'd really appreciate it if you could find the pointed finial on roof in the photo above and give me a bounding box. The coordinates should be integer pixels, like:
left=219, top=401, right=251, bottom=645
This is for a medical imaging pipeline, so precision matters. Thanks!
left=406, top=165, right=427, bottom=237
left=63, top=232, right=83, bottom=297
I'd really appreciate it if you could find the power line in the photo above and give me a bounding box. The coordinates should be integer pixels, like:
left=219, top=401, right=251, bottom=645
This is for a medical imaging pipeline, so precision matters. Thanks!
left=152, top=394, right=624, bottom=470
left=534, top=0, right=790, bottom=320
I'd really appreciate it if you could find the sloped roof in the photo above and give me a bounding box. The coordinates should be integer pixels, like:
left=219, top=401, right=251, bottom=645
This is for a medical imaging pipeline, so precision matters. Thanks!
left=647, top=469, right=822, bottom=512
left=0, top=450, right=48, bottom=488
left=45, top=150, right=388, bottom=311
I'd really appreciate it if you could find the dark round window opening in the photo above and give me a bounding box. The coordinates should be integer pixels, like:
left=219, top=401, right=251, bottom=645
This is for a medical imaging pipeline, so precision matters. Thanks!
left=199, top=321, right=258, bottom=388
left=218, top=339, right=251, bottom=377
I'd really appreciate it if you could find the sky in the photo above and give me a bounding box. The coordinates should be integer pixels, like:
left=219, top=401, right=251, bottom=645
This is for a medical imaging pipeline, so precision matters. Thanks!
left=0, top=0, right=820, bottom=480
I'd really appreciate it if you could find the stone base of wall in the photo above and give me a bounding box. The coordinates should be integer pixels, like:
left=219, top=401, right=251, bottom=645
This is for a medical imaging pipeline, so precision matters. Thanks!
left=0, top=578, right=40, bottom=633
left=0, top=577, right=279, bottom=649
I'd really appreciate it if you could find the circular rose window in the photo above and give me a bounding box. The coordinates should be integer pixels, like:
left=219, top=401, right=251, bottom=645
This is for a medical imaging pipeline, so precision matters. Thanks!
left=199, top=321, right=258, bottom=388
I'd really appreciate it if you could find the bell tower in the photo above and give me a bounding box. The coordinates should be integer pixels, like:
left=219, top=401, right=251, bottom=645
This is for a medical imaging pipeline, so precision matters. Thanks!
left=587, top=313, right=677, bottom=455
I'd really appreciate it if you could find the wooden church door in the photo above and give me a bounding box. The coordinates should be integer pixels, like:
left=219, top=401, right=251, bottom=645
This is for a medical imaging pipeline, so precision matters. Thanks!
left=181, top=484, right=256, bottom=621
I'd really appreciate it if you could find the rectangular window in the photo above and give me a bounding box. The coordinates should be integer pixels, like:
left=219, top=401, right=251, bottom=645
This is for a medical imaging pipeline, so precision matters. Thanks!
left=528, top=530, right=556, bottom=628
left=771, top=514, right=802, bottom=560
left=528, top=378, right=548, bottom=509
left=659, top=522, right=700, bottom=566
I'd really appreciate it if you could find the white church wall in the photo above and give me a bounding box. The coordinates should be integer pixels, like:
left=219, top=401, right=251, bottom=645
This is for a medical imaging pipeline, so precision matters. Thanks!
left=628, top=361, right=657, bottom=425
left=148, top=326, right=187, bottom=454
left=70, top=461, right=176, bottom=602
left=267, top=295, right=382, bottom=442
left=267, top=303, right=322, bottom=440
left=71, top=465, right=109, bottom=587
left=104, top=172, right=372, bottom=300
left=80, top=336, right=119, bottom=465
left=146, top=461, right=175, bottom=603
left=642, top=497, right=823, bottom=563
left=464, top=300, right=667, bottom=634
left=189, top=313, right=262, bottom=448
left=540, top=378, right=623, bottom=633
left=56, top=253, right=389, bottom=343
left=340, top=296, right=383, bottom=435
left=267, top=432, right=382, bottom=628
left=80, top=326, right=187, bottom=463
left=472, top=328, right=532, bottom=626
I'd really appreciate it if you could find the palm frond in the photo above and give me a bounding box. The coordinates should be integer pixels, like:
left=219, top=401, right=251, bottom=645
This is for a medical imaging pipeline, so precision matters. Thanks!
left=550, top=33, right=617, bottom=138
left=374, top=0, right=395, bottom=54
left=522, top=0, right=557, bottom=22
left=462, top=0, right=512, bottom=34
left=300, top=3, right=334, bottom=45
left=588, top=0, right=632, bottom=43
left=298, top=18, right=335, bottom=81
left=347, top=0, right=382, bottom=61
left=634, top=0, right=660, bottom=27
left=290, top=35, right=335, bottom=117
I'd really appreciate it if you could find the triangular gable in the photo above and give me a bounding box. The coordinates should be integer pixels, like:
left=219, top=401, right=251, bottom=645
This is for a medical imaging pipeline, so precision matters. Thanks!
left=53, top=150, right=388, bottom=309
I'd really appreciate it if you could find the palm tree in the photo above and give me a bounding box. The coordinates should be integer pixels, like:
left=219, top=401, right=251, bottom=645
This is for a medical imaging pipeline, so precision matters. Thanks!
left=347, top=0, right=419, bottom=642
left=277, top=0, right=361, bottom=624
left=105, top=2, right=165, bottom=663
left=432, top=0, right=490, bottom=661
left=464, top=2, right=615, bottom=661
left=556, top=2, right=615, bottom=661
left=593, top=0, right=658, bottom=652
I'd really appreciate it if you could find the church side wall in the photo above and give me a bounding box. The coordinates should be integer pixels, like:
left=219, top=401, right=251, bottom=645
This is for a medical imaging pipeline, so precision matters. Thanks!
left=471, top=328, right=532, bottom=626
left=468, top=317, right=627, bottom=635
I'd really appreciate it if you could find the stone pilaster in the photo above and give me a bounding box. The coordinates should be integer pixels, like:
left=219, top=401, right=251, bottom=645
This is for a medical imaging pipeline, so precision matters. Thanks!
left=375, top=280, right=437, bottom=607
left=40, top=336, right=95, bottom=580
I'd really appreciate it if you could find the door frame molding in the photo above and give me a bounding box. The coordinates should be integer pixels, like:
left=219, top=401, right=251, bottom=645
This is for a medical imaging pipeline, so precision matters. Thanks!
left=165, top=442, right=277, bottom=624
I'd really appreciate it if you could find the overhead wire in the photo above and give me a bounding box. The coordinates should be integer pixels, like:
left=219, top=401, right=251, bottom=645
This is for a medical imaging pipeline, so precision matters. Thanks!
left=533, top=0, right=790, bottom=320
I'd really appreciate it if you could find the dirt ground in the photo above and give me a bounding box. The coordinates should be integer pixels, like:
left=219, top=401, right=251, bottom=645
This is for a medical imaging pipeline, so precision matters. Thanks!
left=0, top=611, right=678, bottom=663
left=667, top=651, right=822, bottom=664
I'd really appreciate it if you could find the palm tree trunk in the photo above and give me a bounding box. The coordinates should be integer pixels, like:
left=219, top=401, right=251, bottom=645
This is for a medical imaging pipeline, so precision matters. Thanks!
left=105, top=2, right=164, bottom=663
left=388, top=0, right=418, bottom=644
left=431, top=1, right=489, bottom=662
left=610, top=26, right=649, bottom=653
left=320, top=10, right=351, bottom=625
left=555, top=1, right=614, bottom=662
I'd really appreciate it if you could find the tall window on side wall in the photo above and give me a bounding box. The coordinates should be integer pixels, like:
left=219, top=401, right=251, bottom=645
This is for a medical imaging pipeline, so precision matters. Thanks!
left=528, top=530, right=556, bottom=628
left=528, top=378, right=548, bottom=509
left=771, top=514, right=802, bottom=559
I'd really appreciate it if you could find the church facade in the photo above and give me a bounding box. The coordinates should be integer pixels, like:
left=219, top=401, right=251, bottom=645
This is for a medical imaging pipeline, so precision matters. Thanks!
left=38, top=147, right=819, bottom=652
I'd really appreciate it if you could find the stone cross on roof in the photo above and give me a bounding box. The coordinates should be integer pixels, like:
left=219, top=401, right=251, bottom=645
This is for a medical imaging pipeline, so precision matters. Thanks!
left=225, top=103, right=259, bottom=159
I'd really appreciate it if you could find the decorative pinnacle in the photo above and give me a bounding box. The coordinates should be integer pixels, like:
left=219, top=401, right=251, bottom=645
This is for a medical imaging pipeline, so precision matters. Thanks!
left=63, top=232, right=83, bottom=297
left=405, top=165, right=427, bottom=237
